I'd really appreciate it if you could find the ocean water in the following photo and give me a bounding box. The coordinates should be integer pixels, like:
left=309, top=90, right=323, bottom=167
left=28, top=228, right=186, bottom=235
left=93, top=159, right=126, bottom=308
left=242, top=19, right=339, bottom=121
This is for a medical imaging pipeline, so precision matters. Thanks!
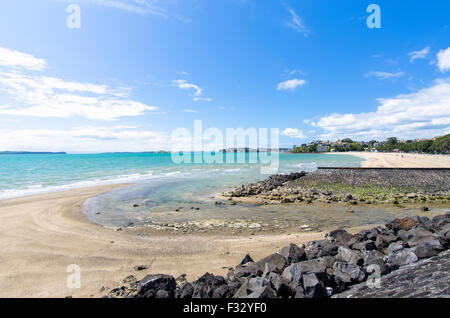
left=2, top=152, right=447, bottom=231
left=0, top=152, right=363, bottom=200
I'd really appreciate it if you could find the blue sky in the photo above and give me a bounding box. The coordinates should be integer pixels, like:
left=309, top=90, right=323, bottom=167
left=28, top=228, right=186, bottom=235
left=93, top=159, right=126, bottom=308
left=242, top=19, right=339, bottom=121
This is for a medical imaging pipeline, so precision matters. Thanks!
left=0, top=0, right=449, bottom=152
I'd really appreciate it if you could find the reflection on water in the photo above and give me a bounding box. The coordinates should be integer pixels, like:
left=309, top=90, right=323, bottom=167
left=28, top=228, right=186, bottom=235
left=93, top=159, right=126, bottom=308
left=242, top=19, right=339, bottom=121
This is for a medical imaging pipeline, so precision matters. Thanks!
left=84, top=157, right=449, bottom=232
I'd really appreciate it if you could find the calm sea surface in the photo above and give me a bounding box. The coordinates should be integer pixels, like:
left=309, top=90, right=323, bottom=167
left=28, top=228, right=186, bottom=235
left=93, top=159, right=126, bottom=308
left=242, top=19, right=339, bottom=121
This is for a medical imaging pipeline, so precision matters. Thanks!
left=2, top=153, right=446, bottom=230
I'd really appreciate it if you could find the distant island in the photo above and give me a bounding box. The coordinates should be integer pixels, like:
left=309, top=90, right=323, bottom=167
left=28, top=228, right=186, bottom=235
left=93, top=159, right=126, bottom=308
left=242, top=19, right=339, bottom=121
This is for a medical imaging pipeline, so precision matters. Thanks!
left=0, top=151, right=66, bottom=155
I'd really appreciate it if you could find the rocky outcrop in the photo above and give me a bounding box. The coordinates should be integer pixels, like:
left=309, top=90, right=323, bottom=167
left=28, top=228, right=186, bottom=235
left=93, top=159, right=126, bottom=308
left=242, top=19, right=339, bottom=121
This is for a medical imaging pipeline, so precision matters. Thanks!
left=225, top=169, right=450, bottom=205
left=105, top=213, right=450, bottom=298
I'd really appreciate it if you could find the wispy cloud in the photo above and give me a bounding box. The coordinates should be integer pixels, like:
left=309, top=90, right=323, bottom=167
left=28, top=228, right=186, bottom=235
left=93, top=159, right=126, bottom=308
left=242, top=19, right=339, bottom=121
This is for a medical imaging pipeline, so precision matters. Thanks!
left=277, top=78, right=306, bottom=91
left=365, top=71, right=405, bottom=80
left=281, top=128, right=306, bottom=139
left=0, top=47, right=47, bottom=71
left=308, top=79, right=450, bottom=140
left=283, top=4, right=309, bottom=36
left=409, top=46, right=430, bottom=63
left=57, top=0, right=167, bottom=16
left=437, top=47, right=450, bottom=72
left=172, top=79, right=212, bottom=102
left=182, top=109, right=199, bottom=113
left=56, top=0, right=191, bottom=22
left=0, top=47, right=158, bottom=120
left=0, top=126, right=170, bottom=152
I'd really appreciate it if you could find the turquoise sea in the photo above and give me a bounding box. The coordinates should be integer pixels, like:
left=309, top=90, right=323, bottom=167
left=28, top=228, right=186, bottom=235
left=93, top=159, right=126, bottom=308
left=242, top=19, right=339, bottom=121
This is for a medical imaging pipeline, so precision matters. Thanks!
left=0, top=152, right=363, bottom=200
left=2, top=152, right=445, bottom=231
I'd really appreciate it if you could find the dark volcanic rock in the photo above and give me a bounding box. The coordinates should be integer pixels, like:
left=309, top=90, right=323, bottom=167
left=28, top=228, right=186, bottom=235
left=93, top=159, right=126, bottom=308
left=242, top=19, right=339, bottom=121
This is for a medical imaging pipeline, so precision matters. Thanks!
left=281, top=263, right=303, bottom=287
left=325, top=229, right=354, bottom=245
left=239, top=253, right=254, bottom=265
left=387, top=249, right=418, bottom=269
left=411, top=243, right=440, bottom=259
left=333, top=262, right=365, bottom=286
left=363, top=250, right=389, bottom=275
left=303, top=273, right=327, bottom=298
left=279, top=243, right=306, bottom=264
left=107, top=212, right=450, bottom=299
left=336, top=246, right=364, bottom=266
left=138, top=274, right=176, bottom=298
left=179, top=282, right=194, bottom=298
left=192, top=273, right=227, bottom=298
left=333, top=250, right=450, bottom=298
left=352, top=240, right=377, bottom=252
left=305, top=240, right=339, bottom=259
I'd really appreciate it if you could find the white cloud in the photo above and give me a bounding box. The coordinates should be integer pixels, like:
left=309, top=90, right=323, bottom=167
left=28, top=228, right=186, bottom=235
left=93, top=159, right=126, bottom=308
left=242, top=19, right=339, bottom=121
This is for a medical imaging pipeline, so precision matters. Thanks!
left=0, top=47, right=46, bottom=71
left=182, top=109, right=198, bottom=113
left=409, top=46, right=430, bottom=63
left=365, top=71, right=405, bottom=80
left=437, top=47, right=450, bottom=72
left=281, top=128, right=306, bottom=139
left=277, top=78, right=306, bottom=91
left=308, top=79, right=450, bottom=140
left=284, top=5, right=309, bottom=36
left=0, top=126, right=171, bottom=153
left=0, top=47, right=158, bottom=120
left=56, top=0, right=166, bottom=17
left=172, top=79, right=212, bottom=102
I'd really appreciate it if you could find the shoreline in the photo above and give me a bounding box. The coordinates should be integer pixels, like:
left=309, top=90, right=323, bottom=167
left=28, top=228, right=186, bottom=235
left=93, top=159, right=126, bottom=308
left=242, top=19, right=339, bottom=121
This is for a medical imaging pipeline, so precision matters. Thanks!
left=1, top=151, right=449, bottom=297
left=0, top=183, right=376, bottom=298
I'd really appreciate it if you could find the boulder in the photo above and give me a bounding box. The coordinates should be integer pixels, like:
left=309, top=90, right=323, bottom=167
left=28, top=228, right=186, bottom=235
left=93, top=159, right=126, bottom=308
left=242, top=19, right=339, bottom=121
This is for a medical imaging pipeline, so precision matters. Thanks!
left=155, top=289, right=172, bottom=298
left=302, top=273, right=327, bottom=298
left=305, top=240, right=339, bottom=259
left=281, top=263, right=303, bottom=287
left=179, top=282, right=194, bottom=298
left=233, top=277, right=271, bottom=298
left=363, top=250, right=389, bottom=275
left=351, top=240, right=377, bottom=252
left=254, top=253, right=287, bottom=274
left=138, top=274, right=176, bottom=297
left=295, top=259, right=328, bottom=282
left=235, top=262, right=261, bottom=278
left=279, top=243, right=306, bottom=264
left=246, top=285, right=277, bottom=298
left=239, top=254, right=254, bottom=265
left=389, top=217, right=419, bottom=231
left=387, top=242, right=405, bottom=255
left=332, top=262, right=365, bottom=285
left=336, top=246, right=364, bottom=266
left=411, top=242, right=440, bottom=259
left=375, top=233, right=398, bottom=250
left=387, top=249, right=418, bottom=269
left=325, top=229, right=354, bottom=245
left=192, top=273, right=227, bottom=298
left=212, top=284, right=230, bottom=298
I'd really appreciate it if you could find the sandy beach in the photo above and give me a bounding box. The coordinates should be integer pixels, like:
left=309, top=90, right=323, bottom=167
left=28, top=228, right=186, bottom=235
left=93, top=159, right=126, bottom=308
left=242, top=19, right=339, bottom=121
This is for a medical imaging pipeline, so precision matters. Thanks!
left=0, top=184, right=373, bottom=298
left=332, top=152, right=450, bottom=168
left=0, top=151, right=448, bottom=298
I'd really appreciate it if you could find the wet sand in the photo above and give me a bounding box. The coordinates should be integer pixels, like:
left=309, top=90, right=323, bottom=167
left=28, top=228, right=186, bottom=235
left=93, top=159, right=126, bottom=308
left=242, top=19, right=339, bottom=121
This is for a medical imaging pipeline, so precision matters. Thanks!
left=0, top=184, right=373, bottom=298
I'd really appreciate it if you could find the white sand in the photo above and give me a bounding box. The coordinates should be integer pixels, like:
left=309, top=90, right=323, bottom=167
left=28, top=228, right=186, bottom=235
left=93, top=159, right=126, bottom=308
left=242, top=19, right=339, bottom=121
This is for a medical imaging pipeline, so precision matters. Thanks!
left=332, top=152, right=450, bottom=168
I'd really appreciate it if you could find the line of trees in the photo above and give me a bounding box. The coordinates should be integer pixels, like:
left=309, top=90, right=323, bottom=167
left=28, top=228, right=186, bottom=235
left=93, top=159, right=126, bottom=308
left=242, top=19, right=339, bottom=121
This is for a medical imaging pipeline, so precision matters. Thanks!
left=377, top=135, right=450, bottom=154
left=292, top=134, right=450, bottom=154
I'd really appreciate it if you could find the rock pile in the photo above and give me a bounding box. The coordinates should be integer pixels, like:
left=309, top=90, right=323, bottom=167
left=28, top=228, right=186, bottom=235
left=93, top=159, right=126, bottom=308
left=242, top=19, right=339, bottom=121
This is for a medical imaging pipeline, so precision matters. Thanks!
left=105, top=213, right=450, bottom=298
left=226, top=169, right=450, bottom=205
